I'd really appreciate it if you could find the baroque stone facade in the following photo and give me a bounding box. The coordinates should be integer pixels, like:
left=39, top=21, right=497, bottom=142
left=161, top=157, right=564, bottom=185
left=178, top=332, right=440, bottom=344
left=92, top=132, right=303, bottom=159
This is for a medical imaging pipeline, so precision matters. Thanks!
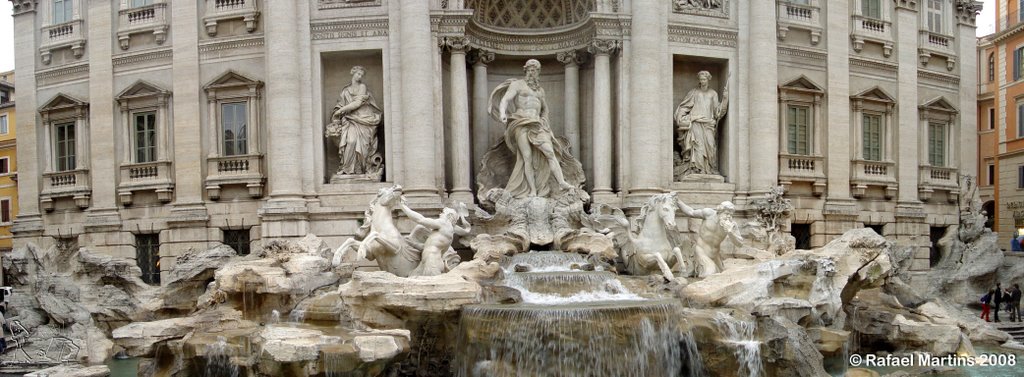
left=8, top=0, right=980, bottom=281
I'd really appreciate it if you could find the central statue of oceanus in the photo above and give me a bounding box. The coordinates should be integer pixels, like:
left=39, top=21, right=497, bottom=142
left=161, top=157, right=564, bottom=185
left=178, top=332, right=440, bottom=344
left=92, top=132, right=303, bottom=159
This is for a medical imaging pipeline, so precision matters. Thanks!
left=476, top=59, right=585, bottom=200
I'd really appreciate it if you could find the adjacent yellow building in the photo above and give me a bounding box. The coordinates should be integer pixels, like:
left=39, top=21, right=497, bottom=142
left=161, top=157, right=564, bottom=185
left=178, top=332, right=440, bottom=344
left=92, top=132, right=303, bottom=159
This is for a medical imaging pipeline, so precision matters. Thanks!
left=0, top=70, right=18, bottom=252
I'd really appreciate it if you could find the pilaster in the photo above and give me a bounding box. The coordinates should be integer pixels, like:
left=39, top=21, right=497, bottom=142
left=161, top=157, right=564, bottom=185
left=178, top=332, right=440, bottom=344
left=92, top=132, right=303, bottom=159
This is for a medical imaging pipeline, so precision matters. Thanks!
left=895, top=4, right=920, bottom=204
left=557, top=49, right=583, bottom=158
left=589, top=39, right=619, bottom=203
left=824, top=0, right=852, bottom=204
left=9, top=0, right=43, bottom=242
left=747, top=0, right=780, bottom=196
left=957, top=2, right=982, bottom=178
left=470, top=49, right=495, bottom=177
left=627, top=0, right=669, bottom=199
left=399, top=0, right=442, bottom=203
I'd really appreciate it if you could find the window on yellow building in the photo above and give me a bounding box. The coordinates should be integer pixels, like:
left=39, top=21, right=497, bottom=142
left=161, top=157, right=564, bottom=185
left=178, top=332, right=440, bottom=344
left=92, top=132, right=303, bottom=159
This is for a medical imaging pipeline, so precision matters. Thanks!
left=0, top=115, right=7, bottom=135
left=1, top=199, right=11, bottom=223
left=0, top=157, right=9, bottom=175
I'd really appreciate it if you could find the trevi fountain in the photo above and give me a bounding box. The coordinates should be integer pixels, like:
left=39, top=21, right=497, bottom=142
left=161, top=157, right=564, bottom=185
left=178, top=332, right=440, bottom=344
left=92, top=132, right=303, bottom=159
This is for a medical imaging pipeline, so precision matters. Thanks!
left=2, top=60, right=1020, bottom=377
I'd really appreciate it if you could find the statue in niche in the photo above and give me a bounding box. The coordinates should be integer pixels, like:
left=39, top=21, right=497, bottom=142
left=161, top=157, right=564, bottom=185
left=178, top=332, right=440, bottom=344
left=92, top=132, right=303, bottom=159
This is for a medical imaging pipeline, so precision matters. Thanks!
left=326, top=66, right=383, bottom=182
left=478, top=59, right=584, bottom=199
left=674, top=70, right=728, bottom=179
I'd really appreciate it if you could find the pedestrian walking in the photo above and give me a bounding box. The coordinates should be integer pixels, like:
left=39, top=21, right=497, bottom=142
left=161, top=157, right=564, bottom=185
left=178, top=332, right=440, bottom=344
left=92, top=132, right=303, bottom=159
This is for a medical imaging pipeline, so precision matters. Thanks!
left=981, top=289, right=994, bottom=322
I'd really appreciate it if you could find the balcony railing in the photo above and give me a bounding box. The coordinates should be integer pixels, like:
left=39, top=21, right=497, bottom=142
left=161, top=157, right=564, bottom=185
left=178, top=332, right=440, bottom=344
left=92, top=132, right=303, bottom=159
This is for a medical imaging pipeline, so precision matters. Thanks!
left=118, top=160, right=174, bottom=205
left=918, top=165, right=959, bottom=202
left=204, top=0, right=260, bottom=36
left=40, top=19, right=86, bottom=64
left=41, top=169, right=91, bottom=210
left=778, top=153, right=826, bottom=195
left=776, top=1, right=822, bottom=45
left=851, top=15, right=893, bottom=56
left=117, top=2, right=169, bottom=49
left=205, top=154, right=264, bottom=199
left=850, top=159, right=897, bottom=199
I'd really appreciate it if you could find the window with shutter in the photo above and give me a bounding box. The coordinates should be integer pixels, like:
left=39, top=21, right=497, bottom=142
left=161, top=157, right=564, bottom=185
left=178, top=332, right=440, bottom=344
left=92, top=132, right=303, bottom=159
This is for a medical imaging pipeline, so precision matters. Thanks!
left=787, top=105, right=810, bottom=155
left=928, top=123, right=945, bottom=167
left=863, top=114, right=882, bottom=161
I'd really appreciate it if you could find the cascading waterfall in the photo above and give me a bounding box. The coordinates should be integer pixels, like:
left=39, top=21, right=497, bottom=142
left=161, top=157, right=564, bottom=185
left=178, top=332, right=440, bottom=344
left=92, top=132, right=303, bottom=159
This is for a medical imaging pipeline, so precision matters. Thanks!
left=712, top=312, right=763, bottom=377
left=203, top=336, right=240, bottom=377
left=456, top=250, right=706, bottom=377
left=270, top=310, right=281, bottom=324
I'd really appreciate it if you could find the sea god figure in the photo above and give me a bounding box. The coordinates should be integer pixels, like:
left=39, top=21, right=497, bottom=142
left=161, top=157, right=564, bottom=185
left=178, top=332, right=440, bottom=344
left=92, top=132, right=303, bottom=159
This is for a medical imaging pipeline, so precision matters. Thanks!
left=327, top=66, right=383, bottom=180
left=488, top=59, right=575, bottom=198
left=675, top=70, right=728, bottom=177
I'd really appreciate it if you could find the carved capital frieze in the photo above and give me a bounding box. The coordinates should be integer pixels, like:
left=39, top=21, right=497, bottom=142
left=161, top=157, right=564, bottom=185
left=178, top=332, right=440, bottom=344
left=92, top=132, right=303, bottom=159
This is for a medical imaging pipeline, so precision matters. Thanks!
left=468, top=49, right=495, bottom=66
left=587, top=39, right=620, bottom=56
left=10, top=0, right=37, bottom=15
left=441, top=36, right=471, bottom=53
left=955, top=0, right=983, bottom=26
left=556, top=49, right=586, bottom=66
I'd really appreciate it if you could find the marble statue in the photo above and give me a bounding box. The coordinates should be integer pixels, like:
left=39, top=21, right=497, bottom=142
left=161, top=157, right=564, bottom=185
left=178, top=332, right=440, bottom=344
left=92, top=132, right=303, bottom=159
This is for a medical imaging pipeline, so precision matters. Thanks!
left=674, top=71, right=728, bottom=177
left=326, top=66, right=384, bottom=181
left=399, top=199, right=471, bottom=277
left=482, top=59, right=580, bottom=199
left=675, top=199, right=743, bottom=278
left=594, top=193, right=688, bottom=282
left=333, top=185, right=461, bottom=277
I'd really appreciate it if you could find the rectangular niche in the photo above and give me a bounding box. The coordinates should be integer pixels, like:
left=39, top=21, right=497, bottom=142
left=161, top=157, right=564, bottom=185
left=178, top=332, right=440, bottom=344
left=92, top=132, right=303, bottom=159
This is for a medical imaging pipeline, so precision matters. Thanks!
left=321, top=49, right=386, bottom=184
left=671, top=55, right=730, bottom=183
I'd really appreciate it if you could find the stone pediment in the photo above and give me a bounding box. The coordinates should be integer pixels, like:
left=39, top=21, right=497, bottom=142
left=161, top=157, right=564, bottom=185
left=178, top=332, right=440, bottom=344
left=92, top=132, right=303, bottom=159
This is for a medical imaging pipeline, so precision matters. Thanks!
left=851, top=87, right=895, bottom=104
left=116, top=80, right=170, bottom=102
left=780, top=75, right=824, bottom=93
left=919, top=96, right=958, bottom=114
left=203, top=70, right=263, bottom=91
left=39, top=93, right=88, bottom=113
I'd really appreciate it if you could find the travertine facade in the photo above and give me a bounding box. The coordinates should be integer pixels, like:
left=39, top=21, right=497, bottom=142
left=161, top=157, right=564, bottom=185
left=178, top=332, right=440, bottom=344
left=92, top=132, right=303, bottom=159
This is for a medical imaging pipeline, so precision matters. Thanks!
left=8, top=0, right=980, bottom=282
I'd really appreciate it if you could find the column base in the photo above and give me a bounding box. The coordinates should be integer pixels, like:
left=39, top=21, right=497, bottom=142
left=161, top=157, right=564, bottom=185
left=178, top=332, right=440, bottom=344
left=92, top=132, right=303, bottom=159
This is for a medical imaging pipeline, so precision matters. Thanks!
left=448, top=190, right=475, bottom=206
left=591, top=190, right=620, bottom=206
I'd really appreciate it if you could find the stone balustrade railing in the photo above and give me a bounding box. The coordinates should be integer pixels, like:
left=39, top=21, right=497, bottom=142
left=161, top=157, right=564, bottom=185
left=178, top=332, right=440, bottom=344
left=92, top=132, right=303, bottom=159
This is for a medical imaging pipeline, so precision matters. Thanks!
left=41, top=169, right=91, bottom=210
left=205, top=154, right=265, bottom=199
left=40, top=19, right=86, bottom=63
left=117, top=161, right=174, bottom=205
left=850, top=159, right=897, bottom=199
left=204, top=0, right=259, bottom=36
left=918, top=165, right=959, bottom=202
left=850, top=15, right=893, bottom=56
left=118, top=2, right=169, bottom=49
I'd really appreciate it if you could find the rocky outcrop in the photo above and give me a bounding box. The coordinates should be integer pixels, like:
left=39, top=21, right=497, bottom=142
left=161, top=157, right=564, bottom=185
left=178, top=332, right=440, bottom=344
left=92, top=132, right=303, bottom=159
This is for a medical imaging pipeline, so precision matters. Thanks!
left=24, top=365, right=111, bottom=377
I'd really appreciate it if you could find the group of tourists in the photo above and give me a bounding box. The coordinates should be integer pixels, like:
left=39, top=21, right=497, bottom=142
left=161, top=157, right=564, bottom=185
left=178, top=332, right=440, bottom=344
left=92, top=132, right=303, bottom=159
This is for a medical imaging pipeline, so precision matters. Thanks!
left=981, top=282, right=1023, bottom=322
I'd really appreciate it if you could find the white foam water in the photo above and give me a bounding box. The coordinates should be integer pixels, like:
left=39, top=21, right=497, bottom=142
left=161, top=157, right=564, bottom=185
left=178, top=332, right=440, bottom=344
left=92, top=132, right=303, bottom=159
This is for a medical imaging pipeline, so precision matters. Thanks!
left=713, top=312, right=764, bottom=377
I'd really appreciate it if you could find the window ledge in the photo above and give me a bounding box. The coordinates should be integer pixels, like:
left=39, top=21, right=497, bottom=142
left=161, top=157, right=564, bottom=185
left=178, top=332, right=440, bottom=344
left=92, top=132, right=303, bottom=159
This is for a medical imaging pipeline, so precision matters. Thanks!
left=205, top=154, right=264, bottom=200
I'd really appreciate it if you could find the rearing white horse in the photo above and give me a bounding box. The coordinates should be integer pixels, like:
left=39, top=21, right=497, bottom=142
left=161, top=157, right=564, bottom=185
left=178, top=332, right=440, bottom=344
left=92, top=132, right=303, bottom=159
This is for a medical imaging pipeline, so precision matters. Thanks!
left=333, top=185, right=421, bottom=276
left=601, top=192, right=688, bottom=282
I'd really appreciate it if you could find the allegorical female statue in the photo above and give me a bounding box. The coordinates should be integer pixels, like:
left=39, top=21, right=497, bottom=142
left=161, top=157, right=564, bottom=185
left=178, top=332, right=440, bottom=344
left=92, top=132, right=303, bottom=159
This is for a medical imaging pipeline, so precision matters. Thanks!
left=326, top=66, right=383, bottom=181
left=674, top=70, right=728, bottom=177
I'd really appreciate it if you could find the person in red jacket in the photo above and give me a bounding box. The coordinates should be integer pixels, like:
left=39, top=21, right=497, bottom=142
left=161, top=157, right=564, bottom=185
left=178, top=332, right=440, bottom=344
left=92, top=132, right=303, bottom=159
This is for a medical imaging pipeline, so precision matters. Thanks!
left=981, top=289, right=994, bottom=322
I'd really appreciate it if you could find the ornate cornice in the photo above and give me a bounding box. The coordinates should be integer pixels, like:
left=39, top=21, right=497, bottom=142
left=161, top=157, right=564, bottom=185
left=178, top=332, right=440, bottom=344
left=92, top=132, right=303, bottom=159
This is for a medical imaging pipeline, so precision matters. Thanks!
left=10, top=0, right=37, bottom=16
left=430, top=11, right=474, bottom=36
left=318, top=0, right=380, bottom=9
left=199, top=36, right=264, bottom=60
left=112, top=48, right=172, bottom=69
left=667, top=24, right=737, bottom=47
left=778, top=47, right=827, bottom=67
left=465, top=18, right=599, bottom=54
left=850, top=57, right=898, bottom=77
left=310, top=18, right=388, bottom=40
left=918, top=69, right=960, bottom=87
left=36, top=63, right=88, bottom=88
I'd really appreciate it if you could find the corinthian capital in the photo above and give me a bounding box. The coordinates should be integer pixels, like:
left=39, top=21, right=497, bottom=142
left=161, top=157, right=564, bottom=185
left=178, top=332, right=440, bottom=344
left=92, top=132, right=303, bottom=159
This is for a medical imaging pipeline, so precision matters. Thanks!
left=556, top=50, right=586, bottom=66
left=11, top=0, right=38, bottom=16
left=441, top=36, right=471, bottom=53
left=587, top=39, right=620, bottom=56
left=468, top=49, right=495, bottom=66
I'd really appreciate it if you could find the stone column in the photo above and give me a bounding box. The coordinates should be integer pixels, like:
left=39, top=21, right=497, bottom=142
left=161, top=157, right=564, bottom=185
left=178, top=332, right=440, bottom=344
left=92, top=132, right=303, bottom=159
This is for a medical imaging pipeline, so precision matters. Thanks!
left=747, top=0, right=779, bottom=194
left=399, top=0, right=440, bottom=199
left=264, top=0, right=304, bottom=202
left=85, top=0, right=119, bottom=219
left=557, top=50, right=582, bottom=157
left=445, top=37, right=473, bottom=203
left=170, top=0, right=204, bottom=206
left=627, top=0, right=668, bottom=197
left=589, top=40, right=618, bottom=201
left=471, top=50, right=495, bottom=170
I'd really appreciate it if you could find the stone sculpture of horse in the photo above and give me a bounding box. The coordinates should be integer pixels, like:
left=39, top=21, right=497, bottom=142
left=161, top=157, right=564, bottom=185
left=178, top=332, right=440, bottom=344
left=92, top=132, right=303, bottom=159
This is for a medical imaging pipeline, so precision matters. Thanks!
left=598, top=192, right=688, bottom=282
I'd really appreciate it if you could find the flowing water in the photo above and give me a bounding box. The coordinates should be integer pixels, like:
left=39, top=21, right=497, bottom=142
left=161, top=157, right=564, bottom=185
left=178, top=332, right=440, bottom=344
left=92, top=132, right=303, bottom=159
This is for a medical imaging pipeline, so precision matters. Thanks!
left=712, top=312, right=764, bottom=377
left=203, top=336, right=240, bottom=377
left=457, top=251, right=706, bottom=377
